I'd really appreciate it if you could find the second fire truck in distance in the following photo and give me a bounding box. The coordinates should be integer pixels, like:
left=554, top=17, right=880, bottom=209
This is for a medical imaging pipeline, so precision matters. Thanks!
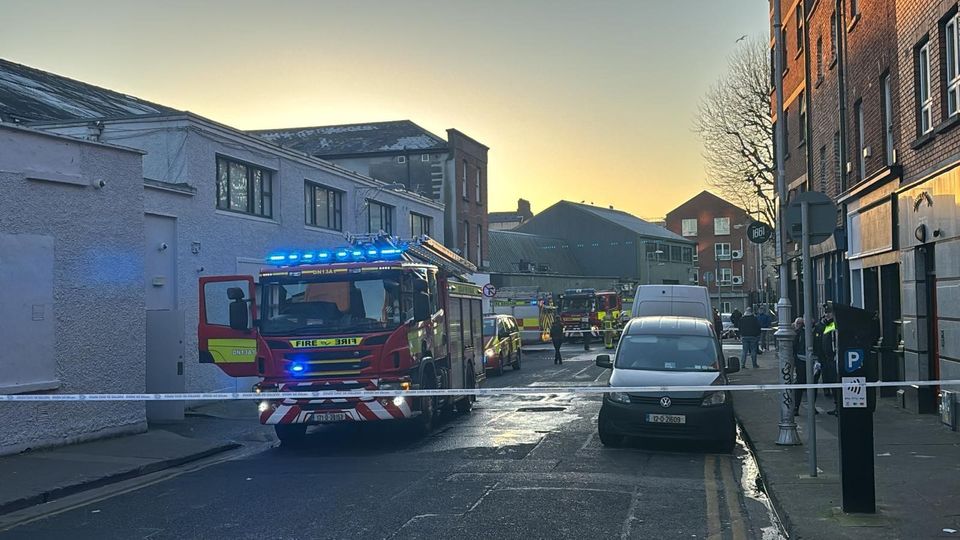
left=558, top=288, right=624, bottom=342
left=197, top=235, right=485, bottom=443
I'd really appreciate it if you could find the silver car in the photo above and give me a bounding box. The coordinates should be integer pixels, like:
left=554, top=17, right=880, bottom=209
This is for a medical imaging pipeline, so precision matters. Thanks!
left=595, top=316, right=740, bottom=452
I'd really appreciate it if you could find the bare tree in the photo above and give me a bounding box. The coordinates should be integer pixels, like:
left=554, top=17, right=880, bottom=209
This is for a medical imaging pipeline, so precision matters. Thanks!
left=695, top=35, right=776, bottom=225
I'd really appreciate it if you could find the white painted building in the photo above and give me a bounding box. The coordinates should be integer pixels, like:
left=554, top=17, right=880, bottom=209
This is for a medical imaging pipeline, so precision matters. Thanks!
left=0, top=124, right=148, bottom=454
left=37, top=113, right=445, bottom=403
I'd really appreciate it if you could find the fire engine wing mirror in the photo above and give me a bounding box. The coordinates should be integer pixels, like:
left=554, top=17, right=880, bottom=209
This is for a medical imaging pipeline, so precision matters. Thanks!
left=596, top=354, right=613, bottom=369
left=229, top=297, right=249, bottom=331
left=413, top=292, right=430, bottom=321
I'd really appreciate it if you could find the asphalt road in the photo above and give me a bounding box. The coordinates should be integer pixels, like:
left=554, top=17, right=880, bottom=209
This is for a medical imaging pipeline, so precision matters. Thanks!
left=1, top=344, right=782, bottom=540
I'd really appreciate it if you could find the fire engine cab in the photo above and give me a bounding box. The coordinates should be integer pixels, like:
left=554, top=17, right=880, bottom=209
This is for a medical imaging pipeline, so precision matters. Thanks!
left=198, top=235, right=485, bottom=443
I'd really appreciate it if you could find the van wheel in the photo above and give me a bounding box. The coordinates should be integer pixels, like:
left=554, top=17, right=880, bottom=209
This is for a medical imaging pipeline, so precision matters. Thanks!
left=275, top=424, right=307, bottom=445
left=598, top=411, right=624, bottom=447
left=512, top=349, right=522, bottom=370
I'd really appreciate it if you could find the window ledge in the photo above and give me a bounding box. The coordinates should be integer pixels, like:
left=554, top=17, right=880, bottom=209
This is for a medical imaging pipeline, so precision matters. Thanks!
left=781, top=67, right=790, bottom=78
left=304, top=224, right=343, bottom=235
left=829, top=57, right=838, bottom=70
left=935, top=113, right=960, bottom=135
left=847, top=13, right=861, bottom=33
left=794, top=48, right=803, bottom=61
left=910, top=132, right=936, bottom=150
left=797, top=140, right=807, bottom=150
left=214, top=209, right=279, bottom=225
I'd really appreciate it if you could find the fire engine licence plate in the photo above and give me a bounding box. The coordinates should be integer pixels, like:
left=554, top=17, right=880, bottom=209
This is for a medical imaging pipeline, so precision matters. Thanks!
left=312, top=412, right=348, bottom=423
left=646, top=414, right=686, bottom=424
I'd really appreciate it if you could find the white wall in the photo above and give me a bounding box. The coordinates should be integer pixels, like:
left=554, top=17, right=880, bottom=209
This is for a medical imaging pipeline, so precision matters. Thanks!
left=0, top=125, right=147, bottom=454
left=44, top=117, right=445, bottom=394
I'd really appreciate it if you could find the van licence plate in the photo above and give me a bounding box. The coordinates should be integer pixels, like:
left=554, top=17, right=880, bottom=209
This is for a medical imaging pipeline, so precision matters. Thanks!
left=646, top=414, right=686, bottom=424
left=312, top=412, right=348, bottom=423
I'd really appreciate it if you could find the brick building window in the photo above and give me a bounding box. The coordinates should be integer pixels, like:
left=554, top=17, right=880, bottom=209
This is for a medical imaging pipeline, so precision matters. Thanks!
left=463, top=220, right=471, bottom=261
left=681, top=247, right=694, bottom=263
left=783, top=109, right=790, bottom=157
left=795, top=5, right=803, bottom=51
left=714, top=217, right=730, bottom=236
left=216, top=155, right=273, bottom=218
left=719, top=268, right=733, bottom=285
left=781, top=28, right=788, bottom=71
left=883, top=74, right=894, bottom=164
left=799, top=91, right=806, bottom=144
left=855, top=100, right=865, bottom=181
left=681, top=218, right=698, bottom=237
left=945, top=16, right=960, bottom=117
left=715, top=243, right=731, bottom=260
left=918, top=41, right=933, bottom=135
left=830, top=12, right=838, bottom=63
left=461, top=160, right=469, bottom=201
left=475, top=169, right=482, bottom=204
left=816, top=36, right=824, bottom=79
left=833, top=131, right=841, bottom=193
left=477, top=223, right=483, bottom=263
left=304, top=181, right=343, bottom=230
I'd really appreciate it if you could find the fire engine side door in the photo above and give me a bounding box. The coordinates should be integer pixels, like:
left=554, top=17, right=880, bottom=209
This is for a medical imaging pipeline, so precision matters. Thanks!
left=198, top=275, right=259, bottom=378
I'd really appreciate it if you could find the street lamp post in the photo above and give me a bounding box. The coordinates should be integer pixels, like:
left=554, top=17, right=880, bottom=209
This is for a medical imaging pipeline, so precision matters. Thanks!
left=772, top=0, right=801, bottom=446
left=643, top=241, right=664, bottom=285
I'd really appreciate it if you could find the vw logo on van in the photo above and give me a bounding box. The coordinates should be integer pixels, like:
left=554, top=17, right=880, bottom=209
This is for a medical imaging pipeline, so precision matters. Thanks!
left=659, top=396, right=672, bottom=408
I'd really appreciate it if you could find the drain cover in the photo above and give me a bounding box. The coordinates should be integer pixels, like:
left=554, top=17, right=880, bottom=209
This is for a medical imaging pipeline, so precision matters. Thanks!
left=516, top=406, right=566, bottom=412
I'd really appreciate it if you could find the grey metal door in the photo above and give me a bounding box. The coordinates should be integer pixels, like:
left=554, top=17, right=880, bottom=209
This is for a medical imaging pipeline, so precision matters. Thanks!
left=146, top=309, right=185, bottom=421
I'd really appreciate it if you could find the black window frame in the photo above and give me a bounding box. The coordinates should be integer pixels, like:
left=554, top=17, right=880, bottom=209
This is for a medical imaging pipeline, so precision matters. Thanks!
left=367, top=200, right=395, bottom=234
left=216, top=155, right=273, bottom=219
left=304, top=181, right=343, bottom=231
left=409, top=212, right=433, bottom=237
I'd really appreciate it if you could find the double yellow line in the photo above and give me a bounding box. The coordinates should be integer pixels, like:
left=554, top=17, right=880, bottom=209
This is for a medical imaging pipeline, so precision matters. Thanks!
left=704, top=455, right=748, bottom=540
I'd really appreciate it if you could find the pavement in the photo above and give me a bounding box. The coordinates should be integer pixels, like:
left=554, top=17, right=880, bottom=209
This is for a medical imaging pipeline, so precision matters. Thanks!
left=726, top=342, right=960, bottom=539
left=0, top=401, right=277, bottom=519
left=0, top=344, right=783, bottom=539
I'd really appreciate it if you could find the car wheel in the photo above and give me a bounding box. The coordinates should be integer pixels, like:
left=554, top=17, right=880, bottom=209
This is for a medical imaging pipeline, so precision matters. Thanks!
left=597, top=411, right=624, bottom=447
left=274, top=424, right=307, bottom=445
left=512, top=348, right=522, bottom=370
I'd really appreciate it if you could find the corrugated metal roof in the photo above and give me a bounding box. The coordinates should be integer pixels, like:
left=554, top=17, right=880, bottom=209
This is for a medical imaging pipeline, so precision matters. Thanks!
left=565, top=202, right=691, bottom=242
left=0, top=58, right=179, bottom=123
left=487, top=230, right=583, bottom=275
left=248, top=120, right=448, bottom=156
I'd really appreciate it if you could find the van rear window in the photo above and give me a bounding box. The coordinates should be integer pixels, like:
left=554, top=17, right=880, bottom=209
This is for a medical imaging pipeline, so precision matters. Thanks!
left=635, top=301, right=706, bottom=318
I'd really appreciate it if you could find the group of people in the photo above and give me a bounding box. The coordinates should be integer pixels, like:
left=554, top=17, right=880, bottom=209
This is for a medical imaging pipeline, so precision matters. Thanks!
left=791, top=305, right=839, bottom=416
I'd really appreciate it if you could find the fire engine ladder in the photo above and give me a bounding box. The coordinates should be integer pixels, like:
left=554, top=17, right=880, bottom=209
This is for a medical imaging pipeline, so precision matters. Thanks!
left=346, top=233, right=477, bottom=278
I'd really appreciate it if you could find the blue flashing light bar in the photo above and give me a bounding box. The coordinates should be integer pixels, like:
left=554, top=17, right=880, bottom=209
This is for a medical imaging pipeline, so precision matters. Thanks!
left=265, top=243, right=408, bottom=266
left=289, top=362, right=307, bottom=376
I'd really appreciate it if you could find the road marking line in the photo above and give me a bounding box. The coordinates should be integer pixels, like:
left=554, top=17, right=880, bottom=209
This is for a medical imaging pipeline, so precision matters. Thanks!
left=574, top=364, right=594, bottom=377
left=579, top=431, right=595, bottom=452
left=719, top=456, right=749, bottom=540
left=619, top=485, right=642, bottom=540
left=703, top=456, right=722, bottom=540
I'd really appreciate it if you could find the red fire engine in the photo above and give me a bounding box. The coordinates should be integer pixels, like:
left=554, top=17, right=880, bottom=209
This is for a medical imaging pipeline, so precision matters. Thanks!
left=558, top=288, right=623, bottom=339
left=198, top=235, right=485, bottom=443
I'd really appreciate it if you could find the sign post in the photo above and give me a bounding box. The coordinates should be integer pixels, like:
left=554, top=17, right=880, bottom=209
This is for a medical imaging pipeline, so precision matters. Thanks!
left=833, top=302, right=881, bottom=513
left=788, top=191, right=838, bottom=477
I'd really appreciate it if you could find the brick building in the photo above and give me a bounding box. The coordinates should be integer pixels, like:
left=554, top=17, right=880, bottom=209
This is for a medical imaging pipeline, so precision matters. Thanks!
left=665, top=191, right=774, bottom=313
left=770, top=0, right=960, bottom=414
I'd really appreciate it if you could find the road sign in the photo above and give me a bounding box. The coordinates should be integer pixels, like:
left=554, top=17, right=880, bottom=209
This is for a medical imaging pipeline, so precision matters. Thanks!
left=842, top=377, right=867, bottom=408
left=482, top=283, right=497, bottom=298
left=845, top=349, right=864, bottom=372
left=786, top=191, right=838, bottom=245
left=747, top=221, right=772, bottom=244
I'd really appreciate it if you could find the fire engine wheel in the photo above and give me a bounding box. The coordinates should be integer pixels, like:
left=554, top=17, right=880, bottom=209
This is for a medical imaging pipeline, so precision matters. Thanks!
left=512, top=349, right=522, bottom=370
left=414, top=376, right=436, bottom=435
left=456, top=368, right=476, bottom=414
left=274, top=424, right=307, bottom=445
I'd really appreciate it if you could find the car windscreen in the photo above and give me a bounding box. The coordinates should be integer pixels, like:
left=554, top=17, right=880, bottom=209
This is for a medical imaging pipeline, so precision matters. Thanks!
left=615, top=334, right=719, bottom=372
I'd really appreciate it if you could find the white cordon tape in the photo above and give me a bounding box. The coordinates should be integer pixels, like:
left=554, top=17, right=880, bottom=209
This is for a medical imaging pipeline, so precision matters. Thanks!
left=1, top=379, right=960, bottom=401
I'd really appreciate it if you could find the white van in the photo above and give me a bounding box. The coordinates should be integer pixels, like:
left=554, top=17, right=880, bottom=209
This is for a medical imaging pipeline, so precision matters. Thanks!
left=631, top=285, right=712, bottom=320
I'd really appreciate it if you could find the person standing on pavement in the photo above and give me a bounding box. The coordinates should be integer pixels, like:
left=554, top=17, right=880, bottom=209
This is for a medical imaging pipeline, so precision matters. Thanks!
left=730, top=308, right=743, bottom=342
left=813, top=305, right=838, bottom=415
left=756, top=307, right=772, bottom=352
left=737, top=307, right=761, bottom=369
left=792, top=317, right=819, bottom=416
left=549, top=318, right=565, bottom=365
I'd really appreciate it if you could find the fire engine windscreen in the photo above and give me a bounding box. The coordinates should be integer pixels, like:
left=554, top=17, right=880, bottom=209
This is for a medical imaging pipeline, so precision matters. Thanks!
left=561, top=296, right=594, bottom=312
left=260, top=271, right=410, bottom=335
